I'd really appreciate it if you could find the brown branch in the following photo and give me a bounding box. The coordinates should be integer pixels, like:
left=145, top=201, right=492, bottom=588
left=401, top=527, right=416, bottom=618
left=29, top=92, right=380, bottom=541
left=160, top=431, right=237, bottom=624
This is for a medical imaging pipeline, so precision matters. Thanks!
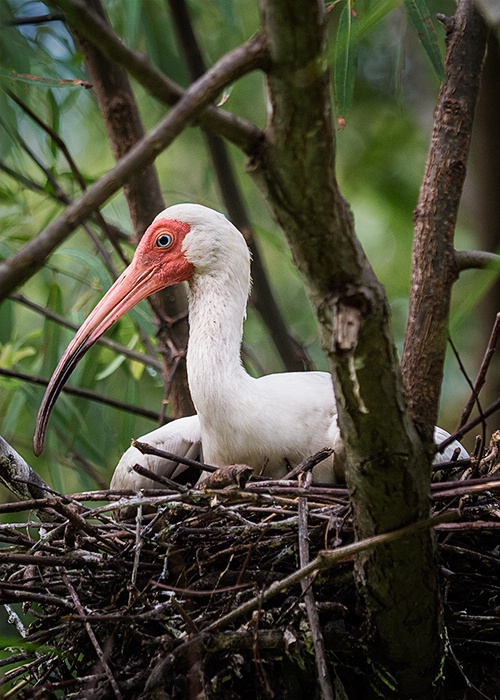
left=132, top=439, right=213, bottom=473
left=67, top=0, right=192, bottom=416
left=297, top=478, right=334, bottom=700
left=457, top=312, right=500, bottom=429
left=401, top=1, right=488, bottom=437
left=437, top=395, right=500, bottom=449
left=167, top=0, right=308, bottom=372
left=0, top=33, right=267, bottom=301
left=432, top=476, right=500, bottom=500
left=455, top=249, right=500, bottom=270
left=131, top=463, right=189, bottom=492
left=48, top=0, right=265, bottom=153
left=283, top=447, right=334, bottom=480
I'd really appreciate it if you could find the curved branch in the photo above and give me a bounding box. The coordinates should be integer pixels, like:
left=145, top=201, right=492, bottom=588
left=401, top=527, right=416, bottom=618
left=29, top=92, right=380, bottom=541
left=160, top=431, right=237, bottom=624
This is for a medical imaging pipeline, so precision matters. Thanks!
left=49, top=0, right=265, bottom=153
left=455, top=249, right=500, bottom=271
left=0, top=34, right=267, bottom=301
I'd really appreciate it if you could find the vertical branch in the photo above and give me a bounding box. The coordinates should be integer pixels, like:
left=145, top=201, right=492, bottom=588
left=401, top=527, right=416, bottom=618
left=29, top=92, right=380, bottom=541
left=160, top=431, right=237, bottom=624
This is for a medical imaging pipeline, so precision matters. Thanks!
left=70, top=0, right=194, bottom=417
left=297, top=480, right=334, bottom=699
left=401, top=0, right=488, bottom=439
left=255, top=1, right=448, bottom=695
left=167, top=0, right=309, bottom=371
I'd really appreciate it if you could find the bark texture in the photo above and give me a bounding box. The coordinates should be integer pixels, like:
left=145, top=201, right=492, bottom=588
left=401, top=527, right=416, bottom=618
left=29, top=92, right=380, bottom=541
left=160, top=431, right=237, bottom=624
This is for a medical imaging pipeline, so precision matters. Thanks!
left=254, top=0, right=444, bottom=696
left=401, top=0, right=488, bottom=439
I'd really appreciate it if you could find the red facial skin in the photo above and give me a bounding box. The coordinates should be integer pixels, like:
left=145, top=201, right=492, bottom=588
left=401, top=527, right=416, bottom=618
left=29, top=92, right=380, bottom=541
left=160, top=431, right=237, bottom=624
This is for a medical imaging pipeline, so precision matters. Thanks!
left=33, top=218, right=194, bottom=455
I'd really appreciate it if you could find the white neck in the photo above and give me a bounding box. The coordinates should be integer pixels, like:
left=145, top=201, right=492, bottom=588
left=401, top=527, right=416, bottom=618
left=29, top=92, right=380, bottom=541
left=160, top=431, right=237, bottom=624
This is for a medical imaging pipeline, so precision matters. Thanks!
left=186, top=266, right=251, bottom=415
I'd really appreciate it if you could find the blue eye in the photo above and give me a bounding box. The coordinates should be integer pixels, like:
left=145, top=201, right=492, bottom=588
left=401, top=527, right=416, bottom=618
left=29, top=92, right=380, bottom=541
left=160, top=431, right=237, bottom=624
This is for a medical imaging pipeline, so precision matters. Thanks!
left=156, top=233, right=173, bottom=248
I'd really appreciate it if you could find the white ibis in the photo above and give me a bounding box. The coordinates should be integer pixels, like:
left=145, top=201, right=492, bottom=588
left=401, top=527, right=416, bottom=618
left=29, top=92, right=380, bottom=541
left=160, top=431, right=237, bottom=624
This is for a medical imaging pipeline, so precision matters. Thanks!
left=34, top=204, right=467, bottom=488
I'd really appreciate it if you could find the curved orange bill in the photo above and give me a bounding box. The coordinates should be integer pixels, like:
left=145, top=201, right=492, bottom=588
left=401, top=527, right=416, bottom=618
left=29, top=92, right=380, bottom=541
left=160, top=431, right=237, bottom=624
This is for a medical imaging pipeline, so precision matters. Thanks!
left=33, top=259, right=164, bottom=455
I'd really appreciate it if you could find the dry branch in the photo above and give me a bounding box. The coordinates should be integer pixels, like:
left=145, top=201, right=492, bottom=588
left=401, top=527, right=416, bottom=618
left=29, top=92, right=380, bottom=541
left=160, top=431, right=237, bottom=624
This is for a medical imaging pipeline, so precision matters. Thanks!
left=1, top=463, right=498, bottom=698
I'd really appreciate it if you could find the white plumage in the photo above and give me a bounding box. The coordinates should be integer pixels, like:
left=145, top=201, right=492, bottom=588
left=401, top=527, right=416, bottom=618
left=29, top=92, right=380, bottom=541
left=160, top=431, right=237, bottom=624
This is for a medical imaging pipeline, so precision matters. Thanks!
left=34, top=203, right=468, bottom=490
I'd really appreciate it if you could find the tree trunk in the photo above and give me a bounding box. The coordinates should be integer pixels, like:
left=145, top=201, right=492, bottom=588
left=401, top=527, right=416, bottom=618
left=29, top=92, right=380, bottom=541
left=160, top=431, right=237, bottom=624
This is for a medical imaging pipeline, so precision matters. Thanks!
left=253, top=1, right=444, bottom=696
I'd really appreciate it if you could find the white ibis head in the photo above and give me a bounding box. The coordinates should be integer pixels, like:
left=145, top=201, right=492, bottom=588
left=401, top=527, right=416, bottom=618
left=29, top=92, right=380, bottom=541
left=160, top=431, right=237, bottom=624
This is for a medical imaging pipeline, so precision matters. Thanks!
left=33, top=203, right=248, bottom=455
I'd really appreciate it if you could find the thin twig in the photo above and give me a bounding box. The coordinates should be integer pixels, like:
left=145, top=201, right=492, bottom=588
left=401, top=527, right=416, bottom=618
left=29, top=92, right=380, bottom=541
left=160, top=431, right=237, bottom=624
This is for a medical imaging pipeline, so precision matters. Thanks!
left=457, top=312, right=500, bottom=429
left=60, top=570, right=123, bottom=700
left=297, top=475, right=335, bottom=700
left=132, top=439, right=213, bottom=473
left=437, top=396, right=500, bottom=449
left=447, top=333, right=487, bottom=456
left=11, top=293, right=163, bottom=370
left=284, top=448, right=334, bottom=480
left=0, top=367, right=160, bottom=421
left=131, top=463, right=189, bottom=492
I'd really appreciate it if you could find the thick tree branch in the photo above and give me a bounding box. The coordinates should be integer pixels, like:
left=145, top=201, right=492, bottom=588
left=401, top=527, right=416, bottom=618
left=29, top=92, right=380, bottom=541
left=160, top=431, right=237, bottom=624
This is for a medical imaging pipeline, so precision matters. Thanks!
left=49, top=0, right=265, bottom=154
left=401, top=0, right=488, bottom=438
left=0, top=34, right=267, bottom=301
left=254, top=0, right=446, bottom=695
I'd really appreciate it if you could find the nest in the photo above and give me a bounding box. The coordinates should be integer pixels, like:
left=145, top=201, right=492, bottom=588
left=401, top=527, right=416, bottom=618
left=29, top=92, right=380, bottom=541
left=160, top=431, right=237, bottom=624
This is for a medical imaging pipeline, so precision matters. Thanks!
left=0, top=441, right=499, bottom=699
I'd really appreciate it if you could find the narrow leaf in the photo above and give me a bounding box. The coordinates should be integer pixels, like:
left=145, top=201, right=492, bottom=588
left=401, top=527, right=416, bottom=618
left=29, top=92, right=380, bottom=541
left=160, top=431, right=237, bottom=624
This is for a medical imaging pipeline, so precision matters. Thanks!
left=334, top=1, right=359, bottom=123
left=0, top=69, right=93, bottom=90
left=404, top=0, right=445, bottom=80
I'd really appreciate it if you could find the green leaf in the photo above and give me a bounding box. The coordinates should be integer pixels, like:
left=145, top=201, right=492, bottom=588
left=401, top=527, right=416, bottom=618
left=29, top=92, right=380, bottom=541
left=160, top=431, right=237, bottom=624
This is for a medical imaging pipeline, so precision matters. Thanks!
left=357, top=0, right=401, bottom=36
left=334, top=1, right=359, bottom=122
left=404, top=0, right=445, bottom=80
